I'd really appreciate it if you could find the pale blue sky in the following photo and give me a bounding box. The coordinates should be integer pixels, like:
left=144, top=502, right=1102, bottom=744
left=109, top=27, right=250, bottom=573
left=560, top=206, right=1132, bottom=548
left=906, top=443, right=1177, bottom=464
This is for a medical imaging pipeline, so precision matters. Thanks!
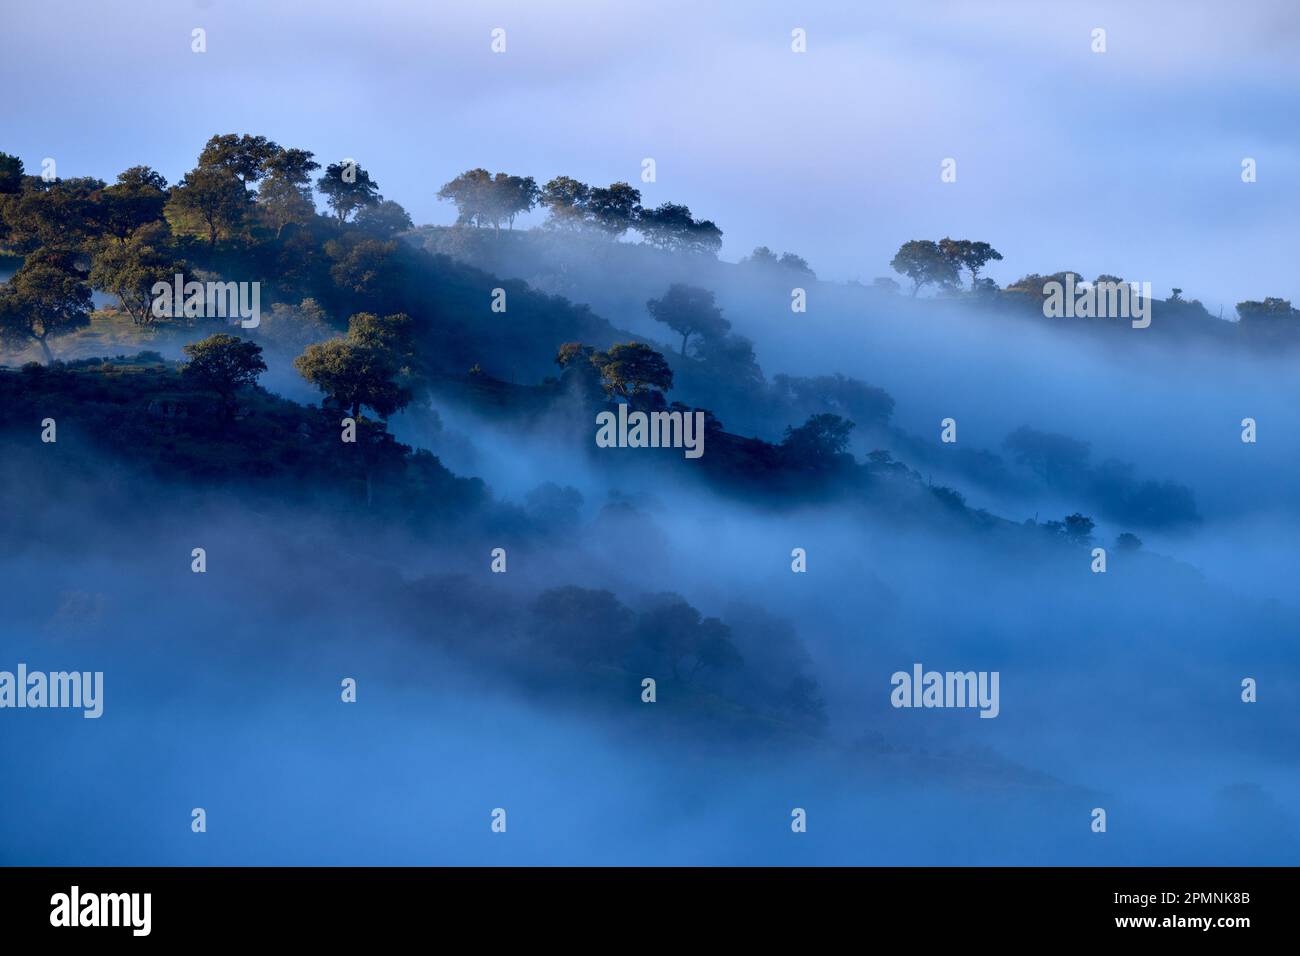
left=2, top=0, right=1298, bottom=311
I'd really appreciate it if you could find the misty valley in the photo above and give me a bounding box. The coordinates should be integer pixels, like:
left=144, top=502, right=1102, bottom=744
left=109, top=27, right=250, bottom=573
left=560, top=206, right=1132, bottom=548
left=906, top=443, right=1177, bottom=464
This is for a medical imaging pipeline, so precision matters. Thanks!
left=1, top=127, right=1298, bottom=868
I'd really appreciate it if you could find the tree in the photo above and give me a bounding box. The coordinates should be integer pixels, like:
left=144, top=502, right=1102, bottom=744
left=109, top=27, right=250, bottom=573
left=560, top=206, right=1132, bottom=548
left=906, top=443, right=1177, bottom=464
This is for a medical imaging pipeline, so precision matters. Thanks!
left=345, top=311, right=417, bottom=371
left=2, top=184, right=101, bottom=252
left=198, top=133, right=281, bottom=190
left=780, top=414, right=855, bottom=468
left=646, top=283, right=730, bottom=356
left=1115, top=532, right=1143, bottom=552
left=531, top=586, right=634, bottom=664
left=257, top=147, right=320, bottom=236
left=890, top=239, right=960, bottom=295
left=742, top=246, right=814, bottom=277
left=637, top=202, right=723, bottom=255
left=167, top=166, right=247, bottom=247
left=354, top=200, right=413, bottom=238
left=586, top=182, right=641, bottom=237
left=633, top=593, right=742, bottom=682
left=489, top=173, right=539, bottom=229
left=938, top=238, right=1003, bottom=288
left=437, top=170, right=538, bottom=231
left=181, top=333, right=267, bottom=413
left=0, top=153, right=23, bottom=194
left=1236, top=297, right=1299, bottom=323
left=591, top=342, right=673, bottom=401
left=257, top=174, right=317, bottom=236
left=742, top=246, right=780, bottom=267
left=1062, top=513, right=1095, bottom=545
left=778, top=252, right=815, bottom=277
left=538, top=175, right=591, bottom=229
left=294, top=338, right=410, bottom=419
left=87, top=234, right=178, bottom=326
left=0, top=257, right=93, bottom=362
left=328, top=238, right=400, bottom=298
left=437, top=168, right=494, bottom=227
left=256, top=298, right=334, bottom=354
left=317, top=161, right=381, bottom=222
left=264, top=147, right=320, bottom=186
left=97, top=166, right=169, bottom=240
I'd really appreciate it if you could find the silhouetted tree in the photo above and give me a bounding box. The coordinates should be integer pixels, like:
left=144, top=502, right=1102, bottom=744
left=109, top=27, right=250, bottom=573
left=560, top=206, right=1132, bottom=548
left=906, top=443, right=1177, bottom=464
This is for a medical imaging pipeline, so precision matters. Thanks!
left=938, top=238, right=1003, bottom=289
left=317, top=161, right=381, bottom=222
left=779, top=413, right=855, bottom=469
left=181, top=333, right=267, bottom=414
left=538, top=175, right=591, bottom=229
left=890, top=239, right=960, bottom=295
left=646, top=283, right=730, bottom=356
left=355, top=199, right=413, bottom=238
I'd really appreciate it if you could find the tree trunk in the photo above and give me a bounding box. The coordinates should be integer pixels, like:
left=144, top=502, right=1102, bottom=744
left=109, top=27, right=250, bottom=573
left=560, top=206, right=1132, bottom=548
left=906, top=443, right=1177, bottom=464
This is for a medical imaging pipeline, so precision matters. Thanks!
left=36, top=335, right=53, bottom=364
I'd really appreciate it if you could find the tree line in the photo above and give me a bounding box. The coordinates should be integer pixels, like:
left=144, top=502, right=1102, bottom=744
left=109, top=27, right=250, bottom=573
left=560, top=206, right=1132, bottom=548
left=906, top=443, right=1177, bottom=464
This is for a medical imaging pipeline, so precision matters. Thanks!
left=435, top=168, right=723, bottom=255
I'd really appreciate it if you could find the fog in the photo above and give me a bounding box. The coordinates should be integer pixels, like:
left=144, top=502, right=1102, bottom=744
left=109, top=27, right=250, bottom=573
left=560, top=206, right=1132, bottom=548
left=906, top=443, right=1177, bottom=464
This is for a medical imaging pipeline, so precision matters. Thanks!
left=4, top=254, right=1298, bottom=864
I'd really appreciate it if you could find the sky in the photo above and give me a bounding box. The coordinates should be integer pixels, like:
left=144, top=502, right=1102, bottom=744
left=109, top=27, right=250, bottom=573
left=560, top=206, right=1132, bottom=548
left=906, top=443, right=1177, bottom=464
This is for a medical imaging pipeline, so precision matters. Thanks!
left=2, top=0, right=1299, bottom=313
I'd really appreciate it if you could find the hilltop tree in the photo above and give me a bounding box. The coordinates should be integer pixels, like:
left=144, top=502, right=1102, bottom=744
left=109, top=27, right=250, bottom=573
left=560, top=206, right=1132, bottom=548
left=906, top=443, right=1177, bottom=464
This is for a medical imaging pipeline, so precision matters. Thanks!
left=938, top=238, right=1003, bottom=288
left=586, top=182, right=641, bottom=237
left=741, top=246, right=814, bottom=277
left=591, top=342, right=673, bottom=401
left=257, top=147, right=320, bottom=236
left=891, top=240, right=960, bottom=295
left=490, top=173, right=540, bottom=229
left=264, top=147, right=320, bottom=186
left=778, top=252, right=815, bottom=277
left=317, top=161, right=381, bottom=223
left=438, top=170, right=538, bottom=231
left=167, top=166, right=247, bottom=247
left=181, top=333, right=267, bottom=414
left=437, top=168, right=493, bottom=226
left=539, top=175, right=592, bottom=229
left=354, top=199, right=413, bottom=238
left=0, top=257, right=94, bottom=362
left=1236, top=297, right=1299, bottom=323
left=637, top=202, right=722, bottom=255
left=1115, top=532, right=1143, bottom=552
left=1062, top=513, right=1095, bottom=545
left=646, top=283, right=730, bottom=356
left=198, top=134, right=281, bottom=190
